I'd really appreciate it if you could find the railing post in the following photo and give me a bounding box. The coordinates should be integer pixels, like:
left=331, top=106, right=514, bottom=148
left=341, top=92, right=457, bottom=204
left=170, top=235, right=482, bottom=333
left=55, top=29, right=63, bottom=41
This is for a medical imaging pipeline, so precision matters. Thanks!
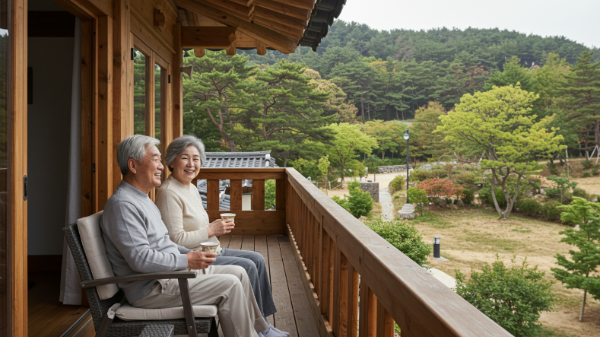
left=230, top=179, right=242, bottom=210
left=347, top=265, right=358, bottom=337
left=207, top=179, right=219, bottom=211
left=377, top=299, right=394, bottom=337
left=252, top=179, right=265, bottom=210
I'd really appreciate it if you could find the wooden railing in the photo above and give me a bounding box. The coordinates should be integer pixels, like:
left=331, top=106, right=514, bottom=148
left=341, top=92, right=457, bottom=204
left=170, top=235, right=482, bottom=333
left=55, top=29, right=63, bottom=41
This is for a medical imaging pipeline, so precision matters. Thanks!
left=196, top=168, right=511, bottom=337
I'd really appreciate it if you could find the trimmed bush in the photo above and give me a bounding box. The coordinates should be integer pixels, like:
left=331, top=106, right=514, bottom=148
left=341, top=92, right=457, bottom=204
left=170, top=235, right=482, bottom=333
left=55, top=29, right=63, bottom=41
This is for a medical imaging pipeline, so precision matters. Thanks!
left=461, top=188, right=475, bottom=205
left=407, top=186, right=428, bottom=204
left=581, top=160, right=594, bottom=170
left=582, top=171, right=591, bottom=178
left=593, top=168, right=600, bottom=176
left=410, top=168, right=432, bottom=182
left=545, top=187, right=560, bottom=199
left=572, top=188, right=589, bottom=200
left=516, top=199, right=542, bottom=217
left=366, top=219, right=431, bottom=268
left=542, top=200, right=563, bottom=222
left=389, top=175, right=405, bottom=193
left=547, top=162, right=558, bottom=175
left=392, top=194, right=400, bottom=200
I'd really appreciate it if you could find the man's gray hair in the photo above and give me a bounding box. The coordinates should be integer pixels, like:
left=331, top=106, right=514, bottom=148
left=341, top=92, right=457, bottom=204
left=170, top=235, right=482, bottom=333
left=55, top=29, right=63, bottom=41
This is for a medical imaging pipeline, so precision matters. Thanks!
left=165, top=135, right=206, bottom=171
left=117, top=135, right=161, bottom=176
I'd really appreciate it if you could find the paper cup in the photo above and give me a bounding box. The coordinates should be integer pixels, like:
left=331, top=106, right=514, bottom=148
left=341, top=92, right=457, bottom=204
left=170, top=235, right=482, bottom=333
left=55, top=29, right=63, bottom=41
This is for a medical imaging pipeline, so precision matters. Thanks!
left=200, top=242, right=219, bottom=253
left=221, top=213, right=236, bottom=221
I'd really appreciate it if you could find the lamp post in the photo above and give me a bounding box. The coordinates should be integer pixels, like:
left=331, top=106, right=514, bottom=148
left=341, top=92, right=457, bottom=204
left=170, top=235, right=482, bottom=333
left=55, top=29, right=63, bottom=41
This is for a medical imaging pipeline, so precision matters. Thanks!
left=404, top=128, right=410, bottom=204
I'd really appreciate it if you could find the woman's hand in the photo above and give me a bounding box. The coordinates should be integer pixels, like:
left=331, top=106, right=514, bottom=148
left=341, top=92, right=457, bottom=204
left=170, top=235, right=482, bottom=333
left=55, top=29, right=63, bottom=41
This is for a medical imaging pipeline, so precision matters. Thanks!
left=206, top=219, right=235, bottom=237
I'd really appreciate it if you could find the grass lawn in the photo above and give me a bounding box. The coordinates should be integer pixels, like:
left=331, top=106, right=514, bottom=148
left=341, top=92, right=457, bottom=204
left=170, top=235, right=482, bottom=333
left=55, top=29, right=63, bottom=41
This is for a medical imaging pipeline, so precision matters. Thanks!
left=408, top=207, right=600, bottom=336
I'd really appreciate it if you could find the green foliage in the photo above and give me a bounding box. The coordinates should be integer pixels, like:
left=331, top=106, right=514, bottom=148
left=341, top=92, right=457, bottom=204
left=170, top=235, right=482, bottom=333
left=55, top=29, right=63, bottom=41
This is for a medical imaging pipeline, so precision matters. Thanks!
left=347, top=181, right=373, bottom=218
left=361, top=120, right=407, bottom=159
left=290, top=158, right=321, bottom=181
left=327, top=123, right=378, bottom=180
left=407, top=187, right=428, bottom=204
left=362, top=155, right=405, bottom=172
left=265, top=180, right=276, bottom=210
left=581, top=160, right=595, bottom=170
left=516, top=199, right=543, bottom=217
left=572, top=188, right=590, bottom=200
left=546, top=175, right=578, bottom=204
left=483, top=56, right=534, bottom=92
left=552, top=198, right=600, bottom=321
left=410, top=168, right=433, bottom=182
left=366, top=219, right=431, bottom=268
left=317, top=155, right=330, bottom=181
left=389, top=175, right=405, bottom=193
left=411, top=102, right=448, bottom=158
left=547, top=162, right=559, bottom=175
left=455, top=256, right=554, bottom=337
left=593, top=168, right=600, bottom=176
left=582, top=171, right=591, bottom=178
left=542, top=200, right=563, bottom=222
left=461, top=188, right=475, bottom=205
left=437, top=84, right=565, bottom=218
left=331, top=195, right=349, bottom=211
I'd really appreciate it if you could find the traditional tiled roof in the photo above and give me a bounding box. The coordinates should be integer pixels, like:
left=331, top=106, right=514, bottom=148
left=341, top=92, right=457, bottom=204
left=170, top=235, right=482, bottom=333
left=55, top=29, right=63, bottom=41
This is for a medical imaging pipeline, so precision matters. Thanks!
left=197, top=151, right=275, bottom=210
left=201, top=151, right=277, bottom=168
left=299, top=0, right=346, bottom=51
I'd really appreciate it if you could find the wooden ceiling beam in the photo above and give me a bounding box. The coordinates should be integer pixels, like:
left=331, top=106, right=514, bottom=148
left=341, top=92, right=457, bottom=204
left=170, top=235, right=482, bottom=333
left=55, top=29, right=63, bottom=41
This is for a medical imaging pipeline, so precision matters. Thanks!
left=270, top=0, right=314, bottom=10
left=185, top=9, right=198, bottom=26
left=197, top=0, right=255, bottom=21
left=253, top=15, right=304, bottom=39
left=175, top=0, right=297, bottom=53
left=254, top=6, right=306, bottom=31
left=256, top=40, right=267, bottom=55
left=178, top=8, right=190, bottom=26
left=181, top=26, right=237, bottom=48
left=253, top=0, right=311, bottom=20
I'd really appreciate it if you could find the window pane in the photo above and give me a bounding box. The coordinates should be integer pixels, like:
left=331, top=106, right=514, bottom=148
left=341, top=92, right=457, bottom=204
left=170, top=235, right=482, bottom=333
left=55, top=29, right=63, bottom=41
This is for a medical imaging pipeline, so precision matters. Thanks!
left=154, top=64, right=161, bottom=141
left=133, top=49, right=146, bottom=135
left=0, top=0, right=8, bottom=332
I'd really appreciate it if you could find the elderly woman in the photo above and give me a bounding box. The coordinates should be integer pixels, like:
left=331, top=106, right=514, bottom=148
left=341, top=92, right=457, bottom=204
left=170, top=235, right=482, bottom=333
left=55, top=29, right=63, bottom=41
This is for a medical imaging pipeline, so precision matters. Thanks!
left=156, top=135, right=282, bottom=334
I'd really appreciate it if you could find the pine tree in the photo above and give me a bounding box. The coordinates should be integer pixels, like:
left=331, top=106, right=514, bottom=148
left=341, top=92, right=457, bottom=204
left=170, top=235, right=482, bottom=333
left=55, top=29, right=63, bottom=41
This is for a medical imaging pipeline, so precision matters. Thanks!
left=248, top=60, right=337, bottom=166
left=552, top=197, right=600, bottom=321
left=183, top=51, right=257, bottom=151
left=483, top=56, right=534, bottom=92
left=330, top=60, right=380, bottom=121
left=560, top=50, right=600, bottom=160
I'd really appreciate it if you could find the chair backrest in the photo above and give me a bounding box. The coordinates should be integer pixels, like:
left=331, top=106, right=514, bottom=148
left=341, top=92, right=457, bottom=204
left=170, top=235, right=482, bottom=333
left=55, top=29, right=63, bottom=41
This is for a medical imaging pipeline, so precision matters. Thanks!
left=76, top=211, right=119, bottom=300
left=63, top=222, right=124, bottom=329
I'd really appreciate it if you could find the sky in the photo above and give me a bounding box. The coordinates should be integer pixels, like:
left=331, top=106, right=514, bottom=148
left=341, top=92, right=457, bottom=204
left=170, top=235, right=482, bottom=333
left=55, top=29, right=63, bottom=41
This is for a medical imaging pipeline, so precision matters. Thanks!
left=337, top=0, right=600, bottom=48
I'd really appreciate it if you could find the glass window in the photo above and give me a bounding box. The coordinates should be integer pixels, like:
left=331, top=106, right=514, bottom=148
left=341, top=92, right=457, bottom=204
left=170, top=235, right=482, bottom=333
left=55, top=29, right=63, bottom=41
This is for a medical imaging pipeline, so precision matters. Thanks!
left=133, top=49, right=146, bottom=135
left=154, top=64, right=162, bottom=141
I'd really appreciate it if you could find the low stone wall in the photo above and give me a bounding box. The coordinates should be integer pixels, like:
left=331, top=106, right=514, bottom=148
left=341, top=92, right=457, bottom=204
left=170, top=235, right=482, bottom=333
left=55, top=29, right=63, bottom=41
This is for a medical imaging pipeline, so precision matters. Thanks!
left=377, top=165, right=412, bottom=173
left=360, top=182, right=379, bottom=202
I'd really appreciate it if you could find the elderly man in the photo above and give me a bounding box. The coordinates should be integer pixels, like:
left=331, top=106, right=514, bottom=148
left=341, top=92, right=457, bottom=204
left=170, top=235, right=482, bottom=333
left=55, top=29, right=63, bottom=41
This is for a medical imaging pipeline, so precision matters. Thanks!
left=100, top=135, right=287, bottom=337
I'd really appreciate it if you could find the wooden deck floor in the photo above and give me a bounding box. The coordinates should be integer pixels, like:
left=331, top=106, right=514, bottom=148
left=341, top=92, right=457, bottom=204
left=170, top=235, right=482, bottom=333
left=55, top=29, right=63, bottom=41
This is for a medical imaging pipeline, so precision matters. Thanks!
left=71, top=234, right=319, bottom=337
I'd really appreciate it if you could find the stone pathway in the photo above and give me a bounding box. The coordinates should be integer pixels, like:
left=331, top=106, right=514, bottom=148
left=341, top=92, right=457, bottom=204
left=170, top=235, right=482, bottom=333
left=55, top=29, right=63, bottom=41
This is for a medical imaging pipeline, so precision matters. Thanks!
left=379, top=187, right=395, bottom=220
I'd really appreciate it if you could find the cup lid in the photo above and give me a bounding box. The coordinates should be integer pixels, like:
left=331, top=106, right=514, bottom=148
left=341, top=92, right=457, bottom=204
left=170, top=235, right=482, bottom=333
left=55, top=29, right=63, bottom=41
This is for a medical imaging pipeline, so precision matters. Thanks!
left=221, top=213, right=236, bottom=216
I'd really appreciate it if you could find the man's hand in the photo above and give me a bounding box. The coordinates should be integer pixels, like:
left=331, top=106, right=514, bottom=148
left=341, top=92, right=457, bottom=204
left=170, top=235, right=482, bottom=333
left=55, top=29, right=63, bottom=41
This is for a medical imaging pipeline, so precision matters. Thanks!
left=206, top=219, right=235, bottom=237
left=186, top=251, right=216, bottom=269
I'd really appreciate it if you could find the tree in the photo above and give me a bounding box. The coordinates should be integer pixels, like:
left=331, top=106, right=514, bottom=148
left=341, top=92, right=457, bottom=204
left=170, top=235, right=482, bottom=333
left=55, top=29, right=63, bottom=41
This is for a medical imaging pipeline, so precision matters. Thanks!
left=411, top=102, right=448, bottom=159
left=330, top=60, right=381, bottom=121
left=317, top=155, right=330, bottom=182
left=546, top=175, right=577, bottom=204
left=183, top=51, right=257, bottom=151
left=437, top=85, right=565, bottom=218
left=304, top=69, right=358, bottom=123
left=361, top=120, right=403, bottom=159
left=418, top=178, right=463, bottom=204
left=332, top=181, right=373, bottom=218
left=552, top=197, right=600, bottom=321
left=367, top=218, right=431, bottom=268
left=248, top=60, right=337, bottom=166
left=456, top=256, right=554, bottom=337
left=327, top=123, right=378, bottom=180
left=483, top=56, right=534, bottom=93
left=560, top=50, right=600, bottom=160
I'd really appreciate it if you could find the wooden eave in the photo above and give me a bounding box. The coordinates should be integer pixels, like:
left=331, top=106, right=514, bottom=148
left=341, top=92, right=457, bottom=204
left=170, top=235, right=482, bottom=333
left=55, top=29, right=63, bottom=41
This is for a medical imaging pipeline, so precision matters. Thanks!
left=174, top=0, right=345, bottom=55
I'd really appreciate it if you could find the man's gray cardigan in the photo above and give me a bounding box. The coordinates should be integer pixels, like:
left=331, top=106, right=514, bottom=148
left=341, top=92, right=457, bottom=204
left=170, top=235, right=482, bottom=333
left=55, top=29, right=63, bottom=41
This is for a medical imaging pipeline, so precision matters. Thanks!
left=100, top=181, right=191, bottom=304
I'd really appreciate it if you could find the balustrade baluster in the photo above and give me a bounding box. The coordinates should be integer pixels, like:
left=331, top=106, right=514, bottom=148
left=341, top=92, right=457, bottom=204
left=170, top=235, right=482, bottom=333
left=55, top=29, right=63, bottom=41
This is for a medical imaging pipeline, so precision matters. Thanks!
left=376, top=299, right=394, bottom=337
left=276, top=178, right=285, bottom=210
left=347, top=265, right=358, bottom=337
left=252, top=179, right=265, bottom=210
left=320, top=231, right=331, bottom=318
left=229, top=179, right=242, bottom=210
left=207, top=179, right=219, bottom=211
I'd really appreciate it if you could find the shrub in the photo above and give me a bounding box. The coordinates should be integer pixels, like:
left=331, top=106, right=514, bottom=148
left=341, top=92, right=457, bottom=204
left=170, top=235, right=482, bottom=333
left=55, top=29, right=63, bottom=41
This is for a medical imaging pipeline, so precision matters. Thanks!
left=572, top=188, right=589, bottom=200
left=407, top=186, right=428, bottom=204
left=392, top=194, right=400, bottom=200
left=331, top=195, right=349, bottom=211
left=461, top=188, right=475, bottom=205
left=562, top=192, right=573, bottom=205
left=455, top=256, right=554, bottom=337
left=545, top=187, right=560, bottom=199
left=453, top=171, right=477, bottom=188
left=389, top=175, right=405, bottom=193
left=431, top=168, right=448, bottom=179
left=542, top=200, right=563, bottom=222
left=516, top=199, right=542, bottom=217
left=367, top=219, right=431, bottom=268
left=410, top=168, right=432, bottom=182
left=347, top=181, right=373, bottom=218
left=546, top=175, right=578, bottom=204
left=547, top=161, right=558, bottom=175
left=487, top=187, right=508, bottom=209
left=581, top=160, right=594, bottom=170
left=582, top=171, right=591, bottom=178
left=593, top=168, right=600, bottom=176
left=419, top=178, right=464, bottom=203
left=265, top=180, right=276, bottom=209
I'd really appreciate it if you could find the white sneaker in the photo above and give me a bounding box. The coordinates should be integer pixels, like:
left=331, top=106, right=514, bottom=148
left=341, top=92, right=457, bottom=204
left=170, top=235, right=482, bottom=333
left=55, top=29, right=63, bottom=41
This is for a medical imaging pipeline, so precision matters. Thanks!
left=268, top=323, right=290, bottom=336
left=260, top=327, right=289, bottom=337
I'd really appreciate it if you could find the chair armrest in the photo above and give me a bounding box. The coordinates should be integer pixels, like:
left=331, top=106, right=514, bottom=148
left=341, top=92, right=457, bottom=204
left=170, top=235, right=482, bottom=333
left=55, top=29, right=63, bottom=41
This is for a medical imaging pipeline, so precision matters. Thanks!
left=81, top=271, right=197, bottom=289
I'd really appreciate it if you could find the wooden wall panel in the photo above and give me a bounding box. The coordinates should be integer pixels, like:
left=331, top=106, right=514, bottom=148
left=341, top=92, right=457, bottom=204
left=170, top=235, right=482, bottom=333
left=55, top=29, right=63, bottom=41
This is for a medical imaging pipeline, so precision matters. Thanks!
left=130, top=0, right=178, bottom=52
left=112, top=0, right=132, bottom=192
left=96, top=16, right=114, bottom=210
left=10, top=0, right=28, bottom=333
left=81, top=19, right=95, bottom=216
left=172, top=22, right=183, bottom=138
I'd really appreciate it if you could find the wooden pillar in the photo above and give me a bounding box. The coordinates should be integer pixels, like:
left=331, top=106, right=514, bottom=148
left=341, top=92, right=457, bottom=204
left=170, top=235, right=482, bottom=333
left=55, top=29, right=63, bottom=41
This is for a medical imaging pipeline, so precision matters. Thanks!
left=111, top=0, right=132, bottom=191
left=81, top=19, right=95, bottom=216
left=97, top=16, right=114, bottom=210
left=172, top=22, right=183, bottom=138
left=10, top=0, right=28, bottom=333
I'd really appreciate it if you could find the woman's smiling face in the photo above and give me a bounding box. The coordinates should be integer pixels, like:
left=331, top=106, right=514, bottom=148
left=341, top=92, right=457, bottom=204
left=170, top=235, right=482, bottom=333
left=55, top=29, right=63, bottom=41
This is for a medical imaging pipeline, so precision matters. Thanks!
left=170, top=145, right=201, bottom=185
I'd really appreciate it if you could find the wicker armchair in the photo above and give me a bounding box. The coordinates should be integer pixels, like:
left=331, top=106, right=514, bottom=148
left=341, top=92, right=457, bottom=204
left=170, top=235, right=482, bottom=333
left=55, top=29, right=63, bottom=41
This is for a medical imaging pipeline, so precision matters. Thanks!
left=63, top=223, right=218, bottom=337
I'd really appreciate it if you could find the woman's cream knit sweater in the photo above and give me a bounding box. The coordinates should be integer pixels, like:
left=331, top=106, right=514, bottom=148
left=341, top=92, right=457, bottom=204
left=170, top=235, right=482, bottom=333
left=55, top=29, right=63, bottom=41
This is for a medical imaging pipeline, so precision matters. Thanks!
left=155, top=175, right=221, bottom=253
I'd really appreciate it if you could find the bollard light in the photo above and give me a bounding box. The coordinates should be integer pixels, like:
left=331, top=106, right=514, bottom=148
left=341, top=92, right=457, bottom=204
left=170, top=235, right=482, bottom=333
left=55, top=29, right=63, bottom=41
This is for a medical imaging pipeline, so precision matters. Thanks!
left=433, top=237, right=441, bottom=259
